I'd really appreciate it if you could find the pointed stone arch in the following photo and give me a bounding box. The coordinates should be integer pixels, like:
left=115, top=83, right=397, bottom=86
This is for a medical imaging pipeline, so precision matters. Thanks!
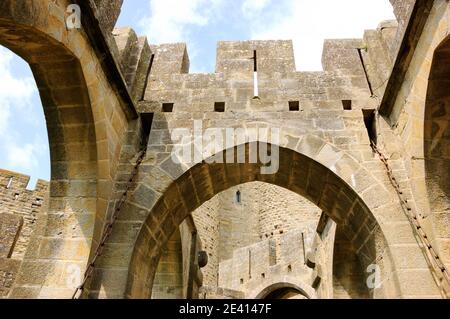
left=248, top=278, right=317, bottom=299
left=121, top=138, right=428, bottom=299
left=424, top=33, right=450, bottom=273
left=0, top=1, right=127, bottom=298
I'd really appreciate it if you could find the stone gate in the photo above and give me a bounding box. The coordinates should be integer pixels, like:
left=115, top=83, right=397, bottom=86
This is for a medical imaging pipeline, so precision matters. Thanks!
left=0, top=0, right=448, bottom=299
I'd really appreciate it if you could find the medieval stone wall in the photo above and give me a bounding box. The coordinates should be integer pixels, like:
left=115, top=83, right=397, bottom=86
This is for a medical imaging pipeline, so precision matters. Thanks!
left=0, top=169, right=48, bottom=298
left=192, top=182, right=322, bottom=295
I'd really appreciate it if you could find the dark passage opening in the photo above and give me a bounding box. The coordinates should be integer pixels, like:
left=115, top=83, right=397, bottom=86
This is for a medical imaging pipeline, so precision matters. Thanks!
left=162, top=103, right=174, bottom=112
left=289, top=101, right=300, bottom=111
left=253, top=50, right=257, bottom=72
left=214, top=102, right=225, bottom=112
left=363, top=109, right=377, bottom=144
left=264, top=287, right=305, bottom=299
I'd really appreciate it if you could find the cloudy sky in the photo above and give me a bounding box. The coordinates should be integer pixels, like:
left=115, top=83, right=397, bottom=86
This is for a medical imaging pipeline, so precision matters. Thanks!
left=0, top=0, right=395, bottom=188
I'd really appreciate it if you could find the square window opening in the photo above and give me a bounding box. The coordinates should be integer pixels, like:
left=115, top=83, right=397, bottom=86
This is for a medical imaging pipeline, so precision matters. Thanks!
left=162, top=103, right=174, bottom=113
left=289, top=101, right=300, bottom=111
left=342, top=100, right=352, bottom=110
left=215, top=102, right=225, bottom=112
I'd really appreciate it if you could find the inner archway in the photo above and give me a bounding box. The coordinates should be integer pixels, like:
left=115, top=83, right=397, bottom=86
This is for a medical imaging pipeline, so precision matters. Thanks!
left=424, top=34, right=450, bottom=268
left=0, top=6, right=100, bottom=298
left=264, top=287, right=307, bottom=300
left=126, top=142, right=399, bottom=299
left=192, top=182, right=322, bottom=298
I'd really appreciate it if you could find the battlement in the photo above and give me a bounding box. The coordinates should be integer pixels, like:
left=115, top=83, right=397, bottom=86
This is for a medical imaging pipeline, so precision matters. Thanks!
left=109, top=15, right=401, bottom=116
left=0, top=169, right=48, bottom=192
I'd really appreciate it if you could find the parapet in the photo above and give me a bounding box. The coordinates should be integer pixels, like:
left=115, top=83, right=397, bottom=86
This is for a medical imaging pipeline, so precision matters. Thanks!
left=321, top=39, right=365, bottom=75
left=150, top=43, right=190, bottom=75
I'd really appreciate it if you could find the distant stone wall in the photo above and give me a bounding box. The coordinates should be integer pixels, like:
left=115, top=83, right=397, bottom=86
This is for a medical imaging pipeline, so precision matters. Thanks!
left=192, top=196, right=220, bottom=287
left=192, top=182, right=322, bottom=291
left=0, top=169, right=48, bottom=298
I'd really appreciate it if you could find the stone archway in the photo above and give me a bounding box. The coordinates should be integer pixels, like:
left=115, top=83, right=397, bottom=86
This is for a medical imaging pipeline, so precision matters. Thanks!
left=424, top=34, right=450, bottom=271
left=248, top=278, right=317, bottom=299
left=125, top=141, right=404, bottom=299
left=0, top=2, right=100, bottom=298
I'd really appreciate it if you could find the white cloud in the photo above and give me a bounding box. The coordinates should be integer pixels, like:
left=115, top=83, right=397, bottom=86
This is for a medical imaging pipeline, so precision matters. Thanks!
left=242, top=0, right=271, bottom=17
left=248, top=0, right=396, bottom=70
left=0, top=47, right=36, bottom=136
left=0, top=46, right=48, bottom=179
left=140, top=0, right=224, bottom=44
left=6, top=142, right=42, bottom=171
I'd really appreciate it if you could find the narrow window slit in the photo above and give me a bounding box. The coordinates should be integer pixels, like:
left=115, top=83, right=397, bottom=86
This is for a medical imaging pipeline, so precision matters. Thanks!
left=162, top=103, right=174, bottom=113
left=236, top=190, right=241, bottom=204
left=253, top=50, right=259, bottom=99
left=6, top=177, right=12, bottom=189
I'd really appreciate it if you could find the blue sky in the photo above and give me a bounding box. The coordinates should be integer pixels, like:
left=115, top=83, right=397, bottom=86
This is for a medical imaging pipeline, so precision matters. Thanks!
left=0, top=0, right=395, bottom=189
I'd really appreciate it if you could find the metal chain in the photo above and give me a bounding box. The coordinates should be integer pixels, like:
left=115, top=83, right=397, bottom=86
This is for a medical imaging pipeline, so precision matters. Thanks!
left=72, top=146, right=147, bottom=299
left=370, top=141, right=450, bottom=296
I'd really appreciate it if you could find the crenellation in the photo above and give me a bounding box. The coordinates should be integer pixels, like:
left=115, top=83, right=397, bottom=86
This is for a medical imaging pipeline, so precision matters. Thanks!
left=321, top=39, right=366, bottom=75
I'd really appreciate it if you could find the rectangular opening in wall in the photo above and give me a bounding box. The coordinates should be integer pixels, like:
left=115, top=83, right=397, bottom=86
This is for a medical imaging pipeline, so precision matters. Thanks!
left=342, top=100, right=352, bottom=110
left=162, top=103, right=174, bottom=113
left=289, top=101, right=300, bottom=111
left=363, top=109, right=377, bottom=145
left=214, top=102, right=225, bottom=112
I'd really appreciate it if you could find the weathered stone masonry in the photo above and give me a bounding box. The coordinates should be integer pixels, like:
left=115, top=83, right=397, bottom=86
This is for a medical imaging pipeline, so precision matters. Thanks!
left=0, top=0, right=448, bottom=299
left=0, top=170, right=48, bottom=298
